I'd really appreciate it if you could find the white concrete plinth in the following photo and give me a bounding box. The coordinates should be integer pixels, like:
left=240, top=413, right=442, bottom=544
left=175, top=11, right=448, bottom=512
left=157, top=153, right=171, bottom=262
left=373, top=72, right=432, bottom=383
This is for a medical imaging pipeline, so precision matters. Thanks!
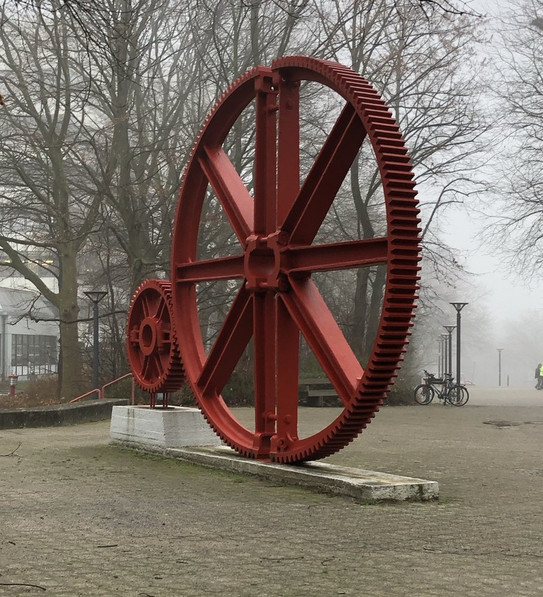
left=109, top=405, right=222, bottom=450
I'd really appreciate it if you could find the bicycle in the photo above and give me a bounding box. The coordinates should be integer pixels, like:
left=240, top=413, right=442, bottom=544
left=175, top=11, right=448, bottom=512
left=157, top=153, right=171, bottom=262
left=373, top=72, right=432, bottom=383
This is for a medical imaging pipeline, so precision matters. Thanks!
left=414, top=370, right=469, bottom=406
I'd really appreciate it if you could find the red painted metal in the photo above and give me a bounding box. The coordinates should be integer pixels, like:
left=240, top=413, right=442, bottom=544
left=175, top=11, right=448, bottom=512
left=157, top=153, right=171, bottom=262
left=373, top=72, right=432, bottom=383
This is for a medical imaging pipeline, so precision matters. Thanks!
left=148, top=391, right=170, bottom=409
left=126, top=280, right=185, bottom=398
left=169, top=57, right=421, bottom=463
left=8, top=374, right=17, bottom=397
left=70, top=373, right=134, bottom=404
left=70, top=388, right=101, bottom=402
left=102, top=373, right=135, bottom=403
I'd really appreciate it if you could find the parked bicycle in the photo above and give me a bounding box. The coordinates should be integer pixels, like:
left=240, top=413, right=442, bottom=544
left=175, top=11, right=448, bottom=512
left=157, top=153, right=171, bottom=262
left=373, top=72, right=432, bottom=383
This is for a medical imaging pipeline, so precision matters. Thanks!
left=414, top=370, right=469, bottom=406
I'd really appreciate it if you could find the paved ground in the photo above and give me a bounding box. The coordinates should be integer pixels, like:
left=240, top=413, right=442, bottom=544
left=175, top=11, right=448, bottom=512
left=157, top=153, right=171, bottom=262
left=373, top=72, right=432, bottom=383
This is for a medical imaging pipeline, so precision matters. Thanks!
left=1, top=386, right=542, bottom=596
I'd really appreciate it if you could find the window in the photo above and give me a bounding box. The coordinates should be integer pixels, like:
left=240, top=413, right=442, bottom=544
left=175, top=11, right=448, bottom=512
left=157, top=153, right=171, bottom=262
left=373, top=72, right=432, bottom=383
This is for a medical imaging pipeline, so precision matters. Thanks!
left=11, top=334, right=58, bottom=376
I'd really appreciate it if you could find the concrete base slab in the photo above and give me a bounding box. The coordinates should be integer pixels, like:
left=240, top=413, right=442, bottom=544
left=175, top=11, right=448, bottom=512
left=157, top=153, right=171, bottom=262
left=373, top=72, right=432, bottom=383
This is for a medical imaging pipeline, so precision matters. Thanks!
left=110, top=406, right=438, bottom=502
left=109, top=405, right=222, bottom=449
left=162, top=445, right=438, bottom=502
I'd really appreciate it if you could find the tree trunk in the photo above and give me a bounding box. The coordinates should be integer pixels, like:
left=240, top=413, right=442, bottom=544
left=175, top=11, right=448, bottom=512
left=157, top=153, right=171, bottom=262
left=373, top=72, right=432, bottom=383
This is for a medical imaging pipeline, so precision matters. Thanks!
left=58, top=305, right=84, bottom=400
left=351, top=268, right=370, bottom=358
left=57, top=248, right=84, bottom=400
left=364, top=267, right=386, bottom=359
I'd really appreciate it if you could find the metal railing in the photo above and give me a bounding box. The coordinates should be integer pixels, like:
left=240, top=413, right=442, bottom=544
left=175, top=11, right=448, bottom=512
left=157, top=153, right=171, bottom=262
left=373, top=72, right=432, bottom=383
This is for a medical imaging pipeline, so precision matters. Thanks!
left=69, top=388, right=102, bottom=402
left=70, top=373, right=135, bottom=404
left=102, top=373, right=135, bottom=403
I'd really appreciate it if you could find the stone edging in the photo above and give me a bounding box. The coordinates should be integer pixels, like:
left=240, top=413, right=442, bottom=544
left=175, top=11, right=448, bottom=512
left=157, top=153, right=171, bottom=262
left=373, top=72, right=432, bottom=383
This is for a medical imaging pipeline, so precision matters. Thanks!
left=0, top=398, right=129, bottom=429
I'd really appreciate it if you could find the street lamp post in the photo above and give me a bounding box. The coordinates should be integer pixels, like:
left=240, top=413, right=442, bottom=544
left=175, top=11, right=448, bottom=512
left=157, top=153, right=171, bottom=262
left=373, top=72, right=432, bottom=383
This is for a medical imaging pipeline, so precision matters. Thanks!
left=438, top=334, right=446, bottom=378
left=443, top=325, right=456, bottom=379
left=84, top=290, right=107, bottom=391
left=497, top=348, right=504, bottom=387
left=0, top=311, right=7, bottom=382
left=450, top=302, right=468, bottom=385
left=440, top=334, right=448, bottom=378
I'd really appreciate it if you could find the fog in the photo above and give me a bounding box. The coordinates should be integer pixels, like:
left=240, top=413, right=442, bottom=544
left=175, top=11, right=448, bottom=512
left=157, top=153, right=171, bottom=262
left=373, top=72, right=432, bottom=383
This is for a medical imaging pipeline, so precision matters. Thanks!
left=412, top=0, right=543, bottom=389
left=415, top=205, right=543, bottom=389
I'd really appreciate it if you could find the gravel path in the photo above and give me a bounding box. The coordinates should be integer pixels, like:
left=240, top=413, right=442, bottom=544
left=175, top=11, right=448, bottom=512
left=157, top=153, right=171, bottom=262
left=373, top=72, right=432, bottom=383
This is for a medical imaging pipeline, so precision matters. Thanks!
left=1, top=386, right=542, bottom=596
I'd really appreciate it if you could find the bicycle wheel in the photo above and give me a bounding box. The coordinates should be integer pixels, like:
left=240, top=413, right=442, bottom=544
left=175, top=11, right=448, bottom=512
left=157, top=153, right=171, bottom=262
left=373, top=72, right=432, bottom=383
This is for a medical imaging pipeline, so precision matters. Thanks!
left=447, top=385, right=469, bottom=406
left=414, top=384, right=435, bottom=405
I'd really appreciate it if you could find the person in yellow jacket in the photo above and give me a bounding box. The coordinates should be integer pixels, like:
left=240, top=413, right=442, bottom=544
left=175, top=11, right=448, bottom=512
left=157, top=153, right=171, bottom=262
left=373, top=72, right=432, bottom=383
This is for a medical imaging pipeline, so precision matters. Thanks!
left=536, top=364, right=543, bottom=390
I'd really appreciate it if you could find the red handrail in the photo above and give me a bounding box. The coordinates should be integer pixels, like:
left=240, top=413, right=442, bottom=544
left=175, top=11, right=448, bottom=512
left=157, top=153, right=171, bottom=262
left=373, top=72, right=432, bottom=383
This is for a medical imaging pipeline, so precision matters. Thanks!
left=70, top=388, right=102, bottom=402
left=102, top=373, right=135, bottom=403
left=69, top=373, right=135, bottom=404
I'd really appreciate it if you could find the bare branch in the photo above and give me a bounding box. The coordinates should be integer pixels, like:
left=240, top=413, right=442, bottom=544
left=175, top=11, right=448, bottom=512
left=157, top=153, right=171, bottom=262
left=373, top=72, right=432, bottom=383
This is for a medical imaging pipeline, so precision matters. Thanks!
left=0, top=442, right=22, bottom=457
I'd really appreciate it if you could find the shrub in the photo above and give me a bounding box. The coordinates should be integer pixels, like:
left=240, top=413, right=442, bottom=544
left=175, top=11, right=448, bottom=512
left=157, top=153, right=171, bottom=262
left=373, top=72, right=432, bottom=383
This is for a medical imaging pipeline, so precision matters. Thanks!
left=19, top=375, right=60, bottom=403
left=386, top=376, right=416, bottom=405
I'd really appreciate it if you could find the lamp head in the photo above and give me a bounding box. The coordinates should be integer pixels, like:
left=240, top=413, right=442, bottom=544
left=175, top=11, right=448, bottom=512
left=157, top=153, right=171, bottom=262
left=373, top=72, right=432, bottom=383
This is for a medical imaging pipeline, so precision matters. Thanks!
left=450, top=302, right=468, bottom=312
left=84, top=290, right=107, bottom=304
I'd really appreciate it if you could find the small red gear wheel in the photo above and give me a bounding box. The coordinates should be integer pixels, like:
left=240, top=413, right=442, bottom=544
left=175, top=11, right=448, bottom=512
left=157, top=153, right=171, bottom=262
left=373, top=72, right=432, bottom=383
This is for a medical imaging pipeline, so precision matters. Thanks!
left=126, top=279, right=185, bottom=395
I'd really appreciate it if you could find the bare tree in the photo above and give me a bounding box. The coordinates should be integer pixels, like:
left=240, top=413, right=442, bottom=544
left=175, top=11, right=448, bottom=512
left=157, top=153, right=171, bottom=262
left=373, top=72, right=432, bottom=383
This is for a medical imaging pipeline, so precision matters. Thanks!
left=308, top=0, right=489, bottom=362
left=47, top=0, right=211, bottom=378
left=0, top=5, right=105, bottom=398
left=0, top=0, right=489, bottom=395
left=485, top=0, right=543, bottom=278
left=79, top=0, right=205, bottom=291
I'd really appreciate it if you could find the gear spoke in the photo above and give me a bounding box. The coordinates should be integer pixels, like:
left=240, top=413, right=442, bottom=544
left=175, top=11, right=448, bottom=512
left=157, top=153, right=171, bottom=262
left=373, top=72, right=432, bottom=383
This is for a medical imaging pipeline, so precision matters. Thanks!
left=254, top=68, right=278, bottom=235
left=197, top=285, right=253, bottom=397
left=141, top=354, right=154, bottom=382
left=273, top=297, right=300, bottom=456
left=282, top=102, right=366, bottom=244
left=156, top=296, right=167, bottom=323
left=253, top=291, right=277, bottom=453
left=141, top=294, right=151, bottom=319
left=198, top=146, right=254, bottom=244
left=176, top=255, right=245, bottom=283
left=281, top=277, right=361, bottom=405
left=153, top=353, right=165, bottom=380
left=277, top=77, right=300, bottom=223
left=283, top=237, right=388, bottom=275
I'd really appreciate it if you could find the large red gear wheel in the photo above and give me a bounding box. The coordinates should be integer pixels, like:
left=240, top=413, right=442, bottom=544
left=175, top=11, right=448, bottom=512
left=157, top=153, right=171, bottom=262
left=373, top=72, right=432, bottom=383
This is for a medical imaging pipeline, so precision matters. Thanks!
left=172, top=57, right=420, bottom=463
left=126, top=279, right=185, bottom=395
